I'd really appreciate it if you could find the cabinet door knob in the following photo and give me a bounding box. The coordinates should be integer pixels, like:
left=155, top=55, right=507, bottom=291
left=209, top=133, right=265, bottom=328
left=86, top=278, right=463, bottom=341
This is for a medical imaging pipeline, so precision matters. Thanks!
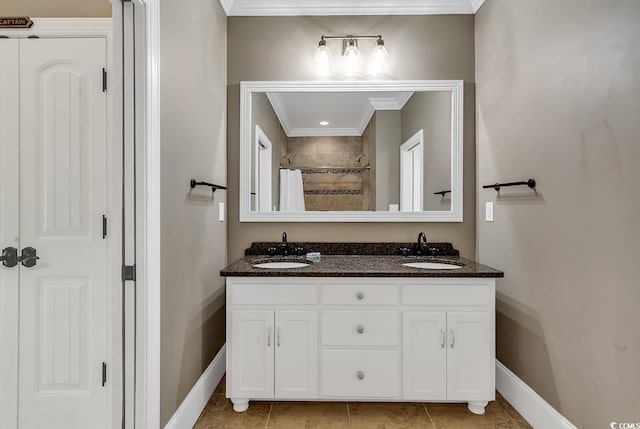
left=356, top=292, right=364, bottom=300
left=356, top=325, right=365, bottom=334
left=356, top=371, right=365, bottom=380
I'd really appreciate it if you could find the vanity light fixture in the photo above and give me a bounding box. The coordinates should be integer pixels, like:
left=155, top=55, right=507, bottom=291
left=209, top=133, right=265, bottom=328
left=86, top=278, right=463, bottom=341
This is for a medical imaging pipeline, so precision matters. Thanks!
left=314, top=34, right=390, bottom=75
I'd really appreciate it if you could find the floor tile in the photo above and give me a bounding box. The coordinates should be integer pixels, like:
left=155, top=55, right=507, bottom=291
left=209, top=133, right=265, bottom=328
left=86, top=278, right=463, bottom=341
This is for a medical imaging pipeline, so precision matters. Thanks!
left=425, top=401, right=519, bottom=429
left=349, top=402, right=435, bottom=429
left=267, top=402, right=349, bottom=429
left=194, top=378, right=534, bottom=429
left=194, top=394, right=271, bottom=429
left=495, top=395, right=533, bottom=429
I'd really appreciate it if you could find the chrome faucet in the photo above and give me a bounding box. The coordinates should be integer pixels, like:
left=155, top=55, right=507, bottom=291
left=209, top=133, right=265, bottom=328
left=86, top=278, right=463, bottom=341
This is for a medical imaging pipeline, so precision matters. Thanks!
left=280, top=232, right=289, bottom=257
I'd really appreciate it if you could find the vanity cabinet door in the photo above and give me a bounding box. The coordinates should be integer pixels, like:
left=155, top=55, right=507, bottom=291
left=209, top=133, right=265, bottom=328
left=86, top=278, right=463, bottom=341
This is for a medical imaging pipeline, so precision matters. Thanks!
left=402, top=312, right=447, bottom=400
left=446, top=312, right=492, bottom=401
left=230, top=311, right=275, bottom=399
left=275, top=311, right=318, bottom=398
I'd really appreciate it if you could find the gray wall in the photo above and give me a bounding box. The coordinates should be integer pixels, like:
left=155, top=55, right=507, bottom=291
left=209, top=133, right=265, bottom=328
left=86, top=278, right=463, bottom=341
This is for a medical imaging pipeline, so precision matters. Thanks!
left=251, top=92, right=281, bottom=210
left=475, top=1, right=640, bottom=428
left=401, top=92, right=452, bottom=211
left=0, top=0, right=111, bottom=17
left=228, top=15, right=476, bottom=261
left=373, top=111, right=401, bottom=210
left=160, top=0, right=227, bottom=425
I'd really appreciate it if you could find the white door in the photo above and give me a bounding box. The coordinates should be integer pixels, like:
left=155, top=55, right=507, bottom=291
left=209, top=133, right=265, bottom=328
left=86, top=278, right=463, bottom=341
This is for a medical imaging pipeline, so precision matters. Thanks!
left=17, top=38, right=109, bottom=429
left=402, top=312, right=447, bottom=400
left=446, top=312, right=492, bottom=401
left=0, top=38, right=21, bottom=429
left=275, top=311, right=317, bottom=398
left=230, top=311, right=275, bottom=398
left=400, top=129, right=424, bottom=212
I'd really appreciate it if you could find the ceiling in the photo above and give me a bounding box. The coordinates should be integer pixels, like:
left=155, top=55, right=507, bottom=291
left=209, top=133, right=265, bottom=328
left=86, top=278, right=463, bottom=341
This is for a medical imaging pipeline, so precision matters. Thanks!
left=219, top=0, right=486, bottom=16
left=266, top=91, right=413, bottom=137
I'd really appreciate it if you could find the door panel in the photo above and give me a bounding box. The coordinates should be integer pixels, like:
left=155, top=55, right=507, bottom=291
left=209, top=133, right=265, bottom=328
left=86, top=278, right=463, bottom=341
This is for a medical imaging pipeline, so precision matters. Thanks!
left=18, top=38, right=108, bottom=429
left=230, top=311, right=274, bottom=398
left=446, top=312, right=492, bottom=401
left=37, top=64, right=92, bottom=239
left=402, top=312, right=447, bottom=400
left=0, top=38, right=20, bottom=429
left=275, top=311, right=317, bottom=398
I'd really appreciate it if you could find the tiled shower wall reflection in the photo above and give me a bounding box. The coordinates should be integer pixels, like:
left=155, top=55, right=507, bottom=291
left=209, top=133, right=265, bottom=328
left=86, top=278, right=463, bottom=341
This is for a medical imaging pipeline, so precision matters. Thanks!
left=282, top=122, right=372, bottom=211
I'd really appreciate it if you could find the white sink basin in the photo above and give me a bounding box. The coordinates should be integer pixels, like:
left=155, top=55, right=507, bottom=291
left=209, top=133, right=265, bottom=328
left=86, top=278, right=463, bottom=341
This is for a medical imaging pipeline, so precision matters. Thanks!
left=402, top=261, right=463, bottom=270
left=253, top=261, right=310, bottom=269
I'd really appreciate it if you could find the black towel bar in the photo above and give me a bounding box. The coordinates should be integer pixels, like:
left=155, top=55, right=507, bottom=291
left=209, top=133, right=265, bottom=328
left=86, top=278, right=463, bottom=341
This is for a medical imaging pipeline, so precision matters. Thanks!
left=190, top=179, right=227, bottom=194
left=483, top=179, right=536, bottom=192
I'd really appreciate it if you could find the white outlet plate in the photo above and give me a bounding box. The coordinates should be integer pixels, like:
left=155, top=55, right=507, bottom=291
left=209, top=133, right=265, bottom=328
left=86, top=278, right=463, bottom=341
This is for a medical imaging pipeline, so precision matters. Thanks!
left=485, top=202, right=494, bottom=222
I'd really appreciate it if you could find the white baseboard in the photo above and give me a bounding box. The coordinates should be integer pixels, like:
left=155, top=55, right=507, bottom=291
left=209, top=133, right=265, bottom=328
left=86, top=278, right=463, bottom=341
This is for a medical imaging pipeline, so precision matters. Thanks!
left=496, top=360, right=576, bottom=429
left=164, top=344, right=226, bottom=429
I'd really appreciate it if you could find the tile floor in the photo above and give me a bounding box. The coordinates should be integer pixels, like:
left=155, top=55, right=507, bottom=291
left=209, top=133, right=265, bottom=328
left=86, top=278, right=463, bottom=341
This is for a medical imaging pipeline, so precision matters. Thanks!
left=194, top=377, right=533, bottom=429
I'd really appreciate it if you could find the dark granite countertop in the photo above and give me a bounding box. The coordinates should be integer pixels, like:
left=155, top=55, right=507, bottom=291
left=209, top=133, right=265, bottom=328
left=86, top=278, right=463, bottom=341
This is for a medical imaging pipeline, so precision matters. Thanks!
left=221, top=254, right=503, bottom=278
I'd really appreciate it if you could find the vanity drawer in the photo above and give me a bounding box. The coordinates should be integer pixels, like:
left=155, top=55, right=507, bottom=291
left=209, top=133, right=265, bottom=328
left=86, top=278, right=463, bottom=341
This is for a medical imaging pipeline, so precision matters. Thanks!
left=321, top=311, right=399, bottom=347
left=402, top=283, right=491, bottom=306
left=321, top=350, right=399, bottom=397
left=321, top=283, right=399, bottom=305
left=231, top=283, right=317, bottom=305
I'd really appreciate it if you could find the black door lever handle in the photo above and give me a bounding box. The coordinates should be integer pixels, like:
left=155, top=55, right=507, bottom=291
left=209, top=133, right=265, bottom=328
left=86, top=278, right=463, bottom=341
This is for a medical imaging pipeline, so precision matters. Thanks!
left=1, top=247, right=19, bottom=268
left=18, top=247, right=40, bottom=268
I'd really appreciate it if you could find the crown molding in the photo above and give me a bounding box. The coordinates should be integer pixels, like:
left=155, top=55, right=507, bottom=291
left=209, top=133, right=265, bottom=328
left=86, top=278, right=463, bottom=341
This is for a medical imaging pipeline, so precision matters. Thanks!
left=470, top=0, right=487, bottom=13
left=265, top=93, right=293, bottom=136
left=217, top=0, right=233, bottom=15
left=219, top=0, right=485, bottom=16
left=368, top=92, right=413, bottom=110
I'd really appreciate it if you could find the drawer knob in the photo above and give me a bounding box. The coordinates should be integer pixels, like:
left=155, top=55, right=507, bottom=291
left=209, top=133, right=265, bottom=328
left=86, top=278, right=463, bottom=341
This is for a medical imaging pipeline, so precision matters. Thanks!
left=356, top=292, right=364, bottom=300
left=357, top=371, right=365, bottom=380
left=356, top=325, right=365, bottom=334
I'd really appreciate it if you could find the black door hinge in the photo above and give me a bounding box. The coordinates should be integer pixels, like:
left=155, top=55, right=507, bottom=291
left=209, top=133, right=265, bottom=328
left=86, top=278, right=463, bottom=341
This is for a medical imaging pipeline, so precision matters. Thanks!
left=122, top=265, right=136, bottom=281
left=102, top=68, right=107, bottom=92
left=102, top=362, right=107, bottom=386
left=102, top=215, right=107, bottom=239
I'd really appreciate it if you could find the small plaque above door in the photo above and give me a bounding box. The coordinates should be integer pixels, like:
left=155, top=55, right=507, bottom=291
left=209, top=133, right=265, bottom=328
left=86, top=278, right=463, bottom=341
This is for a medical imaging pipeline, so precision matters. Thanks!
left=0, top=17, right=34, bottom=28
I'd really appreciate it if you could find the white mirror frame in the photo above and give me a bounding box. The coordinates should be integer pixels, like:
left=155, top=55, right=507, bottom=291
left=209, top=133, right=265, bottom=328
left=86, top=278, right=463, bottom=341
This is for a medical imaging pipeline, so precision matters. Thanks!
left=239, top=80, right=463, bottom=222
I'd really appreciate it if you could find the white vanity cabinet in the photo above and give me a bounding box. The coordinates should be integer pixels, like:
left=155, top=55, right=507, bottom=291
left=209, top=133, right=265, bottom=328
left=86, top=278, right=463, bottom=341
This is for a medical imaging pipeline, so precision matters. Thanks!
left=226, top=277, right=495, bottom=415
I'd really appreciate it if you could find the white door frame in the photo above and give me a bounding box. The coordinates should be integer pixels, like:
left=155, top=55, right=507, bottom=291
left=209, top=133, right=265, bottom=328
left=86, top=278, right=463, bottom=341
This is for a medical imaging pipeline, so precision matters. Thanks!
left=0, top=18, right=122, bottom=428
left=400, top=129, right=424, bottom=212
left=255, top=125, right=273, bottom=212
left=118, top=1, right=162, bottom=428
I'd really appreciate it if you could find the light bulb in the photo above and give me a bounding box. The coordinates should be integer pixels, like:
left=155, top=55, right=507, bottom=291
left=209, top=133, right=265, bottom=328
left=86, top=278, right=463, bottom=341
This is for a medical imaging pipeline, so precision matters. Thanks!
left=368, top=38, right=389, bottom=75
left=314, top=39, right=332, bottom=74
left=342, top=39, right=361, bottom=75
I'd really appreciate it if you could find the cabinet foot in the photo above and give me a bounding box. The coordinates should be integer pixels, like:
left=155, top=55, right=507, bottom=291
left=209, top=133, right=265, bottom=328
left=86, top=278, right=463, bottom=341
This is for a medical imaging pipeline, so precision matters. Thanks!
left=467, top=401, right=488, bottom=415
left=231, top=399, right=249, bottom=412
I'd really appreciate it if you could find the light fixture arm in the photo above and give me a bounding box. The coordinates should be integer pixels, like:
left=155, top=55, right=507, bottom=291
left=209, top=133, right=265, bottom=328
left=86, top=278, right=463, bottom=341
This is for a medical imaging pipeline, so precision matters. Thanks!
left=320, top=34, right=382, bottom=41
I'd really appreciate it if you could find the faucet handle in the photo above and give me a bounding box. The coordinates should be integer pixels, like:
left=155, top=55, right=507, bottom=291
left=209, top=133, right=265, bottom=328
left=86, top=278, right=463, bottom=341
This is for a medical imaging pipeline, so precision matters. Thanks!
left=268, top=246, right=279, bottom=256
left=294, top=245, right=305, bottom=256
left=428, top=247, right=439, bottom=256
left=399, top=247, right=410, bottom=257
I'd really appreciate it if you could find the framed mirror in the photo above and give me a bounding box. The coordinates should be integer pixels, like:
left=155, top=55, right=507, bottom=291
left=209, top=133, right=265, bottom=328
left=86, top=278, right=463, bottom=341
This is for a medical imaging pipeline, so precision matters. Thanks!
left=239, top=80, right=463, bottom=222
